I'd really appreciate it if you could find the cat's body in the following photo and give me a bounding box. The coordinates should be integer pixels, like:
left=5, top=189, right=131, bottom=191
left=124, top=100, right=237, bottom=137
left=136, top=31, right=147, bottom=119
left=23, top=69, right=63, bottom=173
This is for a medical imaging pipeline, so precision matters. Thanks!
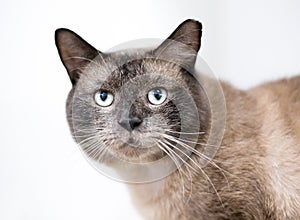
left=128, top=76, right=300, bottom=220
left=55, top=19, right=300, bottom=219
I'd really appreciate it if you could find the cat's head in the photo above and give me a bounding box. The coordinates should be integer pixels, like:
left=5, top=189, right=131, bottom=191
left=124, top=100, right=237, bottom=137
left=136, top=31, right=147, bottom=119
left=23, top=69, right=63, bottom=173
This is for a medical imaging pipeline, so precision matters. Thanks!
left=55, top=19, right=210, bottom=172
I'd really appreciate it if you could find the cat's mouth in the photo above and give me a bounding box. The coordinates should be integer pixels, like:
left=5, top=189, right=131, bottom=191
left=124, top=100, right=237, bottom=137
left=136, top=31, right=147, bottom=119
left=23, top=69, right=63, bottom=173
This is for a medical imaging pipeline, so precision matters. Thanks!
left=119, top=135, right=157, bottom=149
left=114, top=127, right=157, bottom=148
left=101, top=133, right=165, bottom=163
left=126, top=137, right=140, bottom=146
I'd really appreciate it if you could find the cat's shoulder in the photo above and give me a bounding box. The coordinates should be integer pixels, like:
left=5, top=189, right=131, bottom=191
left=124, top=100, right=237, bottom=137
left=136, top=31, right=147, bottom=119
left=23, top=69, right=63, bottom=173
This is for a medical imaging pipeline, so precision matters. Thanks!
left=250, top=75, right=300, bottom=97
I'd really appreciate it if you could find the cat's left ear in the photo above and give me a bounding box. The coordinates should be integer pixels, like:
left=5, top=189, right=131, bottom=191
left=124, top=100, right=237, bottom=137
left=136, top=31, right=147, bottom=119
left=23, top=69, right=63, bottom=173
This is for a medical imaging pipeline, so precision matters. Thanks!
left=55, top=28, right=100, bottom=85
left=154, top=19, right=202, bottom=70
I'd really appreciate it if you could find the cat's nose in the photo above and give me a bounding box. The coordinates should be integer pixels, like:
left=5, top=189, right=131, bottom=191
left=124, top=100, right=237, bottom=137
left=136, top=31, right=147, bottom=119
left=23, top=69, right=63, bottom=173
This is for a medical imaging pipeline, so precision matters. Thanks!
left=129, top=117, right=142, bottom=129
left=118, top=117, right=142, bottom=131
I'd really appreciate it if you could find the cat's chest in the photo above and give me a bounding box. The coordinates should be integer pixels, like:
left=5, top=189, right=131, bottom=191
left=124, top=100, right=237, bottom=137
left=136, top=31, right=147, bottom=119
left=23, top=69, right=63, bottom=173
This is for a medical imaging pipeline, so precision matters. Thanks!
left=128, top=179, right=165, bottom=204
left=127, top=180, right=167, bottom=219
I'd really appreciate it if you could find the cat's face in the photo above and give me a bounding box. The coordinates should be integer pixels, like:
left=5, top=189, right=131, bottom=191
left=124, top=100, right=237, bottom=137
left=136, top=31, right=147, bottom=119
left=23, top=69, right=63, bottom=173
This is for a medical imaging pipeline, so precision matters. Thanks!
left=55, top=20, right=210, bottom=167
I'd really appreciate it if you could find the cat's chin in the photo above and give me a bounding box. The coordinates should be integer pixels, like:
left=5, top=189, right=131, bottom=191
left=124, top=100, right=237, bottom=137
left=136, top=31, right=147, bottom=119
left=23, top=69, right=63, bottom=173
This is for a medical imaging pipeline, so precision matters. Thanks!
left=104, top=141, right=165, bottom=164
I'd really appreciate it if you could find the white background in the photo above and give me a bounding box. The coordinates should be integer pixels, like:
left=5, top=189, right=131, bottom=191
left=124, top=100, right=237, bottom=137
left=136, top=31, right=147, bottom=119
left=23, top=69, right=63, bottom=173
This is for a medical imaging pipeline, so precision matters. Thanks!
left=1, top=0, right=300, bottom=219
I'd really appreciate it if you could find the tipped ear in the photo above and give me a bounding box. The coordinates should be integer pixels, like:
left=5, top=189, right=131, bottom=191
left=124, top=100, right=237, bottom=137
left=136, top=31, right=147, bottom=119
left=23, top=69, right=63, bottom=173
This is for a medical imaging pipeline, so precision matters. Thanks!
left=55, top=28, right=99, bottom=85
left=154, top=19, right=202, bottom=70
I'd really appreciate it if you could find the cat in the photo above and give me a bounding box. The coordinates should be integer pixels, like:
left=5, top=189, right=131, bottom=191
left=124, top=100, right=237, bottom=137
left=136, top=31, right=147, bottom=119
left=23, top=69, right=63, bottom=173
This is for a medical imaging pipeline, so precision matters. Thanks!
left=55, top=19, right=300, bottom=220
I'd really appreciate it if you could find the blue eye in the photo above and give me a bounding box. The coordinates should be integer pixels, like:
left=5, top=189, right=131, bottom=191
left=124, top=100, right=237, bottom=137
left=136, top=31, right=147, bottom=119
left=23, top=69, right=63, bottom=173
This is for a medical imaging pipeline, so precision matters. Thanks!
left=147, top=88, right=167, bottom=105
left=95, top=91, right=114, bottom=107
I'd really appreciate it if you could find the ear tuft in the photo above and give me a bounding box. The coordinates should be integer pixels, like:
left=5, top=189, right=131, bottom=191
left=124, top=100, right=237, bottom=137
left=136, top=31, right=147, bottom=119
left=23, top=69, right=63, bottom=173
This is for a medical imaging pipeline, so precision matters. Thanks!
left=55, top=28, right=99, bottom=85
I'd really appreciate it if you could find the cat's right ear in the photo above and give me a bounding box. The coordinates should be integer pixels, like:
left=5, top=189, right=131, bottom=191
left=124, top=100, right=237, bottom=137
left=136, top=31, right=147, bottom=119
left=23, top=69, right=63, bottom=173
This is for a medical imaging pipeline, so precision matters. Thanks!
left=55, top=29, right=100, bottom=85
left=154, top=19, right=202, bottom=71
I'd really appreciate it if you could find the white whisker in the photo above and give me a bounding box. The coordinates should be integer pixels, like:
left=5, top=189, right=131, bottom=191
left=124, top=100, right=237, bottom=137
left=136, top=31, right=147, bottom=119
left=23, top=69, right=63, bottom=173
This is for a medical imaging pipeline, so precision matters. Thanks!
left=156, top=141, right=194, bottom=201
left=160, top=138, right=224, bottom=208
left=165, top=129, right=205, bottom=135
left=163, top=134, right=232, bottom=185
left=156, top=141, right=186, bottom=198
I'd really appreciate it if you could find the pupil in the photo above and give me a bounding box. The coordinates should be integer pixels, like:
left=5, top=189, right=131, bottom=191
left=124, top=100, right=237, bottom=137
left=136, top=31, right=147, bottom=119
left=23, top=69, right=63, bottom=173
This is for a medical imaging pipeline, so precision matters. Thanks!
left=153, top=90, right=162, bottom=100
left=100, top=91, right=107, bottom=101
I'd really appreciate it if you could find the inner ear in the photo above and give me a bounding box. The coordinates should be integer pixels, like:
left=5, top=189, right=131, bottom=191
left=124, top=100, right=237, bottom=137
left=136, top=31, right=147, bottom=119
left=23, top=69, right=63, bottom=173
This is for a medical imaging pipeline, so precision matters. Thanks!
left=55, top=28, right=100, bottom=85
left=154, top=19, right=202, bottom=70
